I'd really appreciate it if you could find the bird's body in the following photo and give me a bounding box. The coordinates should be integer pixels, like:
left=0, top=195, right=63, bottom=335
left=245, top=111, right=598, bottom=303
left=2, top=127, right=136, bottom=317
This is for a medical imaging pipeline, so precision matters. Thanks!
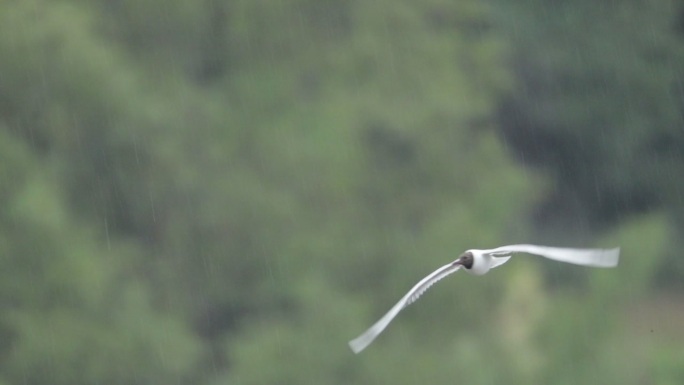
left=348, top=244, right=619, bottom=354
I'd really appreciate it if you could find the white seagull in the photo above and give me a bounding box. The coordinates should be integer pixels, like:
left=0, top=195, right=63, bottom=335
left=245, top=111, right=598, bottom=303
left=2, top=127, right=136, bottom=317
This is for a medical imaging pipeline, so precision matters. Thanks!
left=348, top=244, right=619, bottom=353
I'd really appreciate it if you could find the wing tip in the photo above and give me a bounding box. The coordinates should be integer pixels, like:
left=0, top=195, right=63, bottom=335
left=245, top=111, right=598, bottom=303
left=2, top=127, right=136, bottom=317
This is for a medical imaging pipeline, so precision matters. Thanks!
left=601, top=247, right=620, bottom=267
left=348, top=338, right=366, bottom=354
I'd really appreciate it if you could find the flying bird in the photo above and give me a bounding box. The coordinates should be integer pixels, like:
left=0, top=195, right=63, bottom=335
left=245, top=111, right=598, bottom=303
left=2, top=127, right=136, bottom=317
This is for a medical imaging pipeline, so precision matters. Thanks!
left=348, top=244, right=620, bottom=354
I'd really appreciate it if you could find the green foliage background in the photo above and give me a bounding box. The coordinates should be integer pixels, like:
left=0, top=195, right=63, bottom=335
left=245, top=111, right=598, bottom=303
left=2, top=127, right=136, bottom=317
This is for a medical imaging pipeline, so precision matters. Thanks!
left=1, top=0, right=683, bottom=384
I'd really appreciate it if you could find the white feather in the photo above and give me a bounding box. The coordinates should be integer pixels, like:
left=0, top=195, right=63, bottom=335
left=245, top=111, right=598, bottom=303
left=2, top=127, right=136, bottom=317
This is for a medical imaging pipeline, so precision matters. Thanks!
left=481, top=244, right=619, bottom=267
left=348, top=263, right=462, bottom=353
left=348, top=245, right=620, bottom=353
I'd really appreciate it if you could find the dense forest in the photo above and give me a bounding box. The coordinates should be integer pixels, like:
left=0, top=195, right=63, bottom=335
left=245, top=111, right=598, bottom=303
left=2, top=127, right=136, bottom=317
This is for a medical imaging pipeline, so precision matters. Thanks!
left=1, top=0, right=683, bottom=384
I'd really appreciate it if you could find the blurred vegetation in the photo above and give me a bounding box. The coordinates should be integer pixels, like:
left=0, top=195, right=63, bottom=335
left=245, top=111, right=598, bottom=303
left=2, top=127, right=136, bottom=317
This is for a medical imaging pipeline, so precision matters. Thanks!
left=0, top=0, right=683, bottom=384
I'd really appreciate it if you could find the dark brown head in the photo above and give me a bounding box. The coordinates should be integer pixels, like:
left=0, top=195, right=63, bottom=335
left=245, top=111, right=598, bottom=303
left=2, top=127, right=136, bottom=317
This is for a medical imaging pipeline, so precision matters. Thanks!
left=455, top=251, right=474, bottom=269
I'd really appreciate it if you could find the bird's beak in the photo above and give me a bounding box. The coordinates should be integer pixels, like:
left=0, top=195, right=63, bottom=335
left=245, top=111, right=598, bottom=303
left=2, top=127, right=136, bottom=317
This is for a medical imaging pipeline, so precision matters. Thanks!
left=452, top=254, right=466, bottom=266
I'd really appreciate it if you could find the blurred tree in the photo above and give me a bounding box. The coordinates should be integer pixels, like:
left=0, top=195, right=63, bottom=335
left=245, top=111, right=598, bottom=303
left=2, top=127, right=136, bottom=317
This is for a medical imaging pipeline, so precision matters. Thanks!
left=0, top=129, right=201, bottom=385
left=493, top=0, right=684, bottom=234
left=192, top=0, right=544, bottom=383
left=2, top=0, right=668, bottom=384
left=0, top=2, right=205, bottom=384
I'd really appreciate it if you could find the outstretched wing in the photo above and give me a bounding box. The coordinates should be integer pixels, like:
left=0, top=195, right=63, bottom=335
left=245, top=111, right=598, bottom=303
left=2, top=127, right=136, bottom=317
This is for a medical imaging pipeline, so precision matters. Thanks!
left=348, top=262, right=463, bottom=354
left=483, top=244, right=620, bottom=268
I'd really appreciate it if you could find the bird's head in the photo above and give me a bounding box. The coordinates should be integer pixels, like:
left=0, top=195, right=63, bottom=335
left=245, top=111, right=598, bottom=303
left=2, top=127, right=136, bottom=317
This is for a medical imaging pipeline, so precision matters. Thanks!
left=454, top=251, right=474, bottom=269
